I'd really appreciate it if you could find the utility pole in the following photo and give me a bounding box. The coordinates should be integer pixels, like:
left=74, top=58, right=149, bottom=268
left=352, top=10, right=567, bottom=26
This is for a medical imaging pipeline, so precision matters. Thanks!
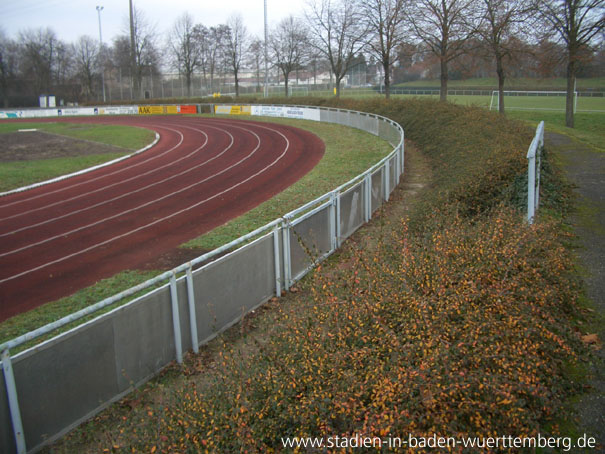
left=264, top=0, right=269, bottom=98
left=129, top=0, right=137, bottom=99
left=96, top=6, right=106, bottom=102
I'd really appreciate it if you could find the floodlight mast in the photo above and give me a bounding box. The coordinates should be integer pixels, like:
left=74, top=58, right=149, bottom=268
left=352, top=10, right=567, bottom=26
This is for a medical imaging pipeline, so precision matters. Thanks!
left=96, top=6, right=106, bottom=102
left=264, top=0, right=268, bottom=98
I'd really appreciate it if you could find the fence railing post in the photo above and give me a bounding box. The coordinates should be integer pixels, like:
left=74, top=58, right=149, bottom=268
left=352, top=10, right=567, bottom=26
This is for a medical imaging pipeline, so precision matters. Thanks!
left=527, top=154, right=536, bottom=223
left=169, top=272, right=183, bottom=364
left=282, top=219, right=292, bottom=291
left=2, top=348, right=26, bottom=454
left=527, top=121, right=544, bottom=224
left=335, top=191, right=342, bottom=248
left=273, top=224, right=282, bottom=297
left=384, top=159, right=390, bottom=201
left=185, top=267, right=199, bottom=354
left=364, top=174, right=372, bottom=222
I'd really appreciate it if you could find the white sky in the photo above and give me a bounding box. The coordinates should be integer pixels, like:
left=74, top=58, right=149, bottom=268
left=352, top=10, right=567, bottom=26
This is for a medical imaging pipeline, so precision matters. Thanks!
left=0, top=0, right=309, bottom=44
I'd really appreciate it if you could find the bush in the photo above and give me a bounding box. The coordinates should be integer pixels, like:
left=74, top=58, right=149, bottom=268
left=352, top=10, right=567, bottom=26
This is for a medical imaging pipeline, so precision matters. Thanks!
left=92, top=99, right=583, bottom=453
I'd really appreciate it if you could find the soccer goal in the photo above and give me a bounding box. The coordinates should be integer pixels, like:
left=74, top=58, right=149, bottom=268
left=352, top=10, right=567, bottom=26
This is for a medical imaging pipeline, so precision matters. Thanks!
left=489, top=90, right=578, bottom=112
left=288, top=85, right=309, bottom=96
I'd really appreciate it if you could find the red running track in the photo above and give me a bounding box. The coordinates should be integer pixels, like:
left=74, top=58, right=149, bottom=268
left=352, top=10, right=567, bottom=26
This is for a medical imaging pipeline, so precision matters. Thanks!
left=0, top=115, right=325, bottom=321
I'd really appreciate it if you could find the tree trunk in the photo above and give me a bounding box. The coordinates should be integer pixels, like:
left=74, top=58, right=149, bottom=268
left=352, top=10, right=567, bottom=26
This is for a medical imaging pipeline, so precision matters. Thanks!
left=440, top=57, right=448, bottom=102
left=186, top=73, right=192, bottom=97
left=382, top=59, right=391, bottom=99
left=565, top=58, right=577, bottom=128
left=284, top=71, right=289, bottom=97
left=496, top=56, right=505, bottom=114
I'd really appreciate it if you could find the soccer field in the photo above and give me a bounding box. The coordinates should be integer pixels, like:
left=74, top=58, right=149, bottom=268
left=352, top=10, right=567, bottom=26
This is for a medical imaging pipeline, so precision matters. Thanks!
left=298, top=87, right=605, bottom=112
left=394, top=93, right=605, bottom=112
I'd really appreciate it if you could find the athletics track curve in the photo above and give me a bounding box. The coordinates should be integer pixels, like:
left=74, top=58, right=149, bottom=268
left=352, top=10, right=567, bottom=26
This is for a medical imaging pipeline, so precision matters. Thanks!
left=0, top=115, right=325, bottom=322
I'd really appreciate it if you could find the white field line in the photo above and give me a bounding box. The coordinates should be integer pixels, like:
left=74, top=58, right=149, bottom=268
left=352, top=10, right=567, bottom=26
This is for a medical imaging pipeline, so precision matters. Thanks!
left=0, top=122, right=290, bottom=283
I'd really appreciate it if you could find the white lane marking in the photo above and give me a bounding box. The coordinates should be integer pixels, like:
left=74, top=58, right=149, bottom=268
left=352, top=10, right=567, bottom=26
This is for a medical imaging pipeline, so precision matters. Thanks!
left=0, top=123, right=260, bottom=258
left=0, top=123, right=182, bottom=210
left=0, top=124, right=206, bottom=224
left=0, top=123, right=291, bottom=283
left=0, top=124, right=236, bottom=238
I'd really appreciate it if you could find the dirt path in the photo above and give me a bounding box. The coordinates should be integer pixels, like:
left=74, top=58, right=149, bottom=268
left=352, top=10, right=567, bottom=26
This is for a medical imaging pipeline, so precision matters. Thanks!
left=546, top=131, right=605, bottom=451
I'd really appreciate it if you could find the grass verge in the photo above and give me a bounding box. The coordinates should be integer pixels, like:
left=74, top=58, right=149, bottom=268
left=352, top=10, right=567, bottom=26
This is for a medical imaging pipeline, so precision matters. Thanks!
left=185, top=116, right=392, bottom=250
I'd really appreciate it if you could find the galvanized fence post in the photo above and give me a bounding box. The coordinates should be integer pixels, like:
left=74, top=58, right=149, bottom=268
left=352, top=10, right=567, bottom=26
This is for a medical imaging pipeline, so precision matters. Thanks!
left=2, top=348, right=26, bottom=454
left=169, top=272, right=183, bottom=364
left=364, top=174, right=372, bottom=222
left=282, top=219, right=292, bottom=291
left=527, top=155, right=536, bottom=223
left=335, top=191, right=342, bottom=248
left=384, top=159, right=390, bottom=201
left=185, top=267, right=199, bottom=354
left=329, top=191, right=338, bottom=251
left=527, top=121, right=544, bottom=224
left=273, top=224, right=282, bottom=297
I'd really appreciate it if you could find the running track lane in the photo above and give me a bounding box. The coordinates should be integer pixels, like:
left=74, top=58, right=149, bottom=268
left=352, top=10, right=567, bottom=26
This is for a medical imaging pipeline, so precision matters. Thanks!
left=0, top=116, right=325, bottom=321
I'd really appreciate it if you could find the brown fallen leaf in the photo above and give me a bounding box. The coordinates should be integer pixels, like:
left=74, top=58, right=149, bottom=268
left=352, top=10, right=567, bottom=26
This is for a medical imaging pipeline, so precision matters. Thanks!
left=581, top=333, right=599, bottom=344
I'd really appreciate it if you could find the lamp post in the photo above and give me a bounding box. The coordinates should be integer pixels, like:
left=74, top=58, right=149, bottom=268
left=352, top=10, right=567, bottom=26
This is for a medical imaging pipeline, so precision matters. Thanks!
left=264, top=0, right=268, bottom=98
left=96, top=5, right=106, bottom=103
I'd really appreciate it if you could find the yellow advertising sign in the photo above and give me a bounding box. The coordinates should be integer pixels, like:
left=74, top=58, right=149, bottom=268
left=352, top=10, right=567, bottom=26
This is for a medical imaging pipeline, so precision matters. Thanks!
left=138, top=106, right=164, bottom=115
left=137, top=105, right=196, bottom=115
left=214, top=105, right=251, bottom=115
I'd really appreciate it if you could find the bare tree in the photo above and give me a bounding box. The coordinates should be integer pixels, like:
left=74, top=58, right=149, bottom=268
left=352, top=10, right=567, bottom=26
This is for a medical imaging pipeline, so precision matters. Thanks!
left=270, top=16, right=309, bottom=97
left=73, top=36, right=99, bottom=99
left=204, top=25, right=230, bottom=93
left=406, top=0, right=475, bottom=101
left=540, top=0, right=604, bottom=127
left=0, top=30, right=19, bottom=107
left=192, top=24, right=210, bottom=92
left=225, top=14, right=249, bottom=97
left=359, top=0, right=407, bottom=98
left=167, top=12, right=202, bottom=97
left=248, top=37, right=265, bottom=93
left=472, top=0, right=537, bottom=113
left=305, top=0, right=368, bottom=97
left=19, top=27, right=60, bottom=95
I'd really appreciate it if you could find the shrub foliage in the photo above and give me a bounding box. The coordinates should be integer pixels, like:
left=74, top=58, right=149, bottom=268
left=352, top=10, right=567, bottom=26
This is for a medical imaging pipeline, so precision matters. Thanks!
left=90, top=99, right=583, bottom=453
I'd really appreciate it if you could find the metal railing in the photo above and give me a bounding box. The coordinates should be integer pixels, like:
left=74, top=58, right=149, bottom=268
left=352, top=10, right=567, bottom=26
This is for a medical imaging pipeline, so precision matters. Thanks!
left=0, top=104, right=404, bottom=454
left=527, top=121, right=545, bottom=224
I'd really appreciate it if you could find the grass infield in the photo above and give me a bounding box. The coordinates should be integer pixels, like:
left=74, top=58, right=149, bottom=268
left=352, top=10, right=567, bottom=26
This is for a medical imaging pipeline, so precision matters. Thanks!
left=0, top=122, right=156, bottom=192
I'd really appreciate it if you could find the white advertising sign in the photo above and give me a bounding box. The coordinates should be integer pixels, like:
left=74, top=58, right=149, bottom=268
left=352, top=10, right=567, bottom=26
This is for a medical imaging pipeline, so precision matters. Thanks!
left=250, top=105, right=320, bottom=121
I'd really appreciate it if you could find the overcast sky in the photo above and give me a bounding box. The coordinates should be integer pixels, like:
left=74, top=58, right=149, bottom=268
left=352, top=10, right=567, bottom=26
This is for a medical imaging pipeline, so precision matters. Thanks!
left=0, top=0, right=309, bottom=44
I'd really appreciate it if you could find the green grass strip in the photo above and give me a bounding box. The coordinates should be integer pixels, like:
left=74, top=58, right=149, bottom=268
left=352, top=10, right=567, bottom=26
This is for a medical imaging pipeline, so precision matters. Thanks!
left=184, top=116, right=392, bottom=250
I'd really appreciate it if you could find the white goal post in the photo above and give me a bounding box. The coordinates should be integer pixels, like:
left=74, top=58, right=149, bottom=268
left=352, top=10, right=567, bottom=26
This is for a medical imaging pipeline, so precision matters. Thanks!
left=489, top=90, right=578, bottom=112
left=288, top=85, right=309, bottom=96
